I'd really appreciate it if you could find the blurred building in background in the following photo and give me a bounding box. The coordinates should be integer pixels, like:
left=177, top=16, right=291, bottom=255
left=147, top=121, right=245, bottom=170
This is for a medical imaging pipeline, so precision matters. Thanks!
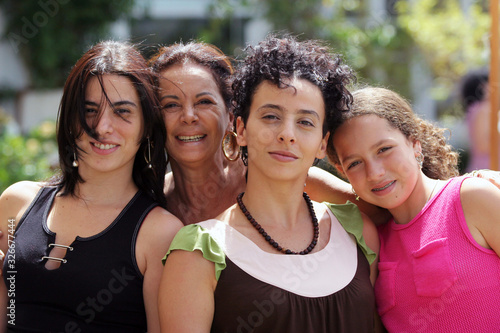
left=0, top=0, right=488, bottom=153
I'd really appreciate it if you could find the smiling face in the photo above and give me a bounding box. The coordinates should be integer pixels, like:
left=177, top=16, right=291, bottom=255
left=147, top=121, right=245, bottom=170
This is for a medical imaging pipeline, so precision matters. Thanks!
left=75, top=74, right=143, bottom=175
left=158, top=63, right=230, bottom=166
left=236, top=78, right=328, bottom=182
left=332, top=114, right=420, bottom=209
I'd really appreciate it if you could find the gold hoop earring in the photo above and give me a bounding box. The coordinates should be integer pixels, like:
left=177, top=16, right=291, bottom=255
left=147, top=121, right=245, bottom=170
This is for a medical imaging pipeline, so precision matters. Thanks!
left=72, top=151, right=79, bottom=168
left=222, top=131, right=240, bottom=161
left=415, top=151, right=424, bottom=168
left=144, top=137, right=152, bottom=169
left=352, top=187, right=359, bottom=201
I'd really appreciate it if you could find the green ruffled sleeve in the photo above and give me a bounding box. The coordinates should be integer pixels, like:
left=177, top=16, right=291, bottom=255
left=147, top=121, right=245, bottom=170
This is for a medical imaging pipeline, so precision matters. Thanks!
left=162, top=224, right=226, bottom=280
left=324, top=201, right=377, bottom=265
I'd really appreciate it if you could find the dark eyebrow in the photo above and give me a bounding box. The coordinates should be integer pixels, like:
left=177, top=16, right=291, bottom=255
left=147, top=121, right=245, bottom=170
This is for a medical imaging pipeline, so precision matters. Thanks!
left=160, top=95, right=179, bottom=102
left=342, top=139, right=393, bottom=162
left=84, top=100, right=137, bottom=107
left=258, top=104, right=282, bottom=111
left=113, top=101, right=137, bottom=107
left=258, top=104, right=320, bottom=120
left=370, top=139, right=393, bottom=150
left=196, top=92, right=215, bottom=98
left=298, top=109, right=320, bottom=120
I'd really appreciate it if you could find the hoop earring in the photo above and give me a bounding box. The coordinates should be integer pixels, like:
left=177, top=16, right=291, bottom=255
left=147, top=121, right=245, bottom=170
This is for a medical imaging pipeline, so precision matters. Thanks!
left=222, top=131, right=240, bottom=161
left=352, top=187, right=359, bottom=201
left=415, top=151, right=424, bottom=168
left=144, top=137, right=152, bottom=169
left=72, top=151, right=79, bottom=168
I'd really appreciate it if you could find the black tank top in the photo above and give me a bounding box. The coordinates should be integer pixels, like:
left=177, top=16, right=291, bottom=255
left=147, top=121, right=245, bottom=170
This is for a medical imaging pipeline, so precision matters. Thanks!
left=3, top=186, right=157, bottom=332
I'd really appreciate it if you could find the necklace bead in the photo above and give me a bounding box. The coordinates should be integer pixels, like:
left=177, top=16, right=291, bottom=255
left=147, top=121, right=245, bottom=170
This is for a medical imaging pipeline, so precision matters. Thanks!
left=236, top=192, right=319, bottom=255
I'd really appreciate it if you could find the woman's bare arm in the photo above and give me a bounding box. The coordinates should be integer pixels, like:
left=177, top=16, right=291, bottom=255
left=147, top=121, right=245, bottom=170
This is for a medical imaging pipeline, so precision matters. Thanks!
left=306, top=166, right=391, bottom=225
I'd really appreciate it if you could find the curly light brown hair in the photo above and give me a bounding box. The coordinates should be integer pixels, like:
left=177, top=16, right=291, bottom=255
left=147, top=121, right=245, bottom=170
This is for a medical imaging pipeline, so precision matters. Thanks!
left=327, top=87, right=459, bottom=180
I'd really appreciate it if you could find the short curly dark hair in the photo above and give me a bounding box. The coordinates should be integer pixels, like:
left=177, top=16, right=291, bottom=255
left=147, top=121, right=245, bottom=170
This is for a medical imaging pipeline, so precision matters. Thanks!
left=231, top=34, right=356, bottom=164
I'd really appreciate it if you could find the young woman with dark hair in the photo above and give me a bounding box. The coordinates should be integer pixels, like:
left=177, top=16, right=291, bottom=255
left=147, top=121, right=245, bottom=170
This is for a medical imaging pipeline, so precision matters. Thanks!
left=0, top=41, right=182, bottom=332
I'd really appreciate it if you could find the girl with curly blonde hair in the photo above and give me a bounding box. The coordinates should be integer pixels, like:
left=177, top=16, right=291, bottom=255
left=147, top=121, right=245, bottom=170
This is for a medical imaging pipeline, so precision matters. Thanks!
left=328, top=86, right=500, bottom=332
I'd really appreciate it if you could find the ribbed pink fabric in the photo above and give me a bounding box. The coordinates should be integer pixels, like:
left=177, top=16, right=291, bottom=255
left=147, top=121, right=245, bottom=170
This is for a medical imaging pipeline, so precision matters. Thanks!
left=375, top=176, right=500, bottom=333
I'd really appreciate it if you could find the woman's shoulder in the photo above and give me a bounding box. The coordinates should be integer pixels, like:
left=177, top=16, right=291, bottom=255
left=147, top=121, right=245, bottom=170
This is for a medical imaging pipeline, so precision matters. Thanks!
left=0, top=181, right=46, bottom=244
left=460, top=176, right=499, bottom=198
left=140, top=205, right=184, bottom=240
left=323, top=201, right=379, bottom=264
left=459, top=177, right=500, bottom=253
left=1, top=180, right=44, bottom=198
left=459, top=176, right=500, bottom=213
left=135, top=205, right=184, bottom=273
left=0, top=181, right=45, bottom=214
left=163, top=221, right=227, bottom=280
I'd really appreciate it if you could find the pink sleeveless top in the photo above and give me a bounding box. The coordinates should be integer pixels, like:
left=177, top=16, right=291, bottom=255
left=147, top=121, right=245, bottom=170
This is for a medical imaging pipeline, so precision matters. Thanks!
left=375, top=176, right=500, bottom=333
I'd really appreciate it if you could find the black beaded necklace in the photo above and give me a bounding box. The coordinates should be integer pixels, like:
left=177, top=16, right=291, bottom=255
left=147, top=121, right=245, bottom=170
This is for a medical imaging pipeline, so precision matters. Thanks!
left=236, top=192, right=319, bottom=255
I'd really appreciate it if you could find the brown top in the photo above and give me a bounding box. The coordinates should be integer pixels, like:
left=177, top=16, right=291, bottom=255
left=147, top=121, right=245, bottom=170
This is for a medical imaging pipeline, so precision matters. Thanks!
left=165, top=203, right=376, bottom=332
left=212, top=247, right=375, bottom=333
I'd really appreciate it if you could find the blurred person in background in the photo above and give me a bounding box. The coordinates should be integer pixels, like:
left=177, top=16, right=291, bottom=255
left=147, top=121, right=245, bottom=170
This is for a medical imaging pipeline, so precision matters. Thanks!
left=459, top=68, right=500, bottom=172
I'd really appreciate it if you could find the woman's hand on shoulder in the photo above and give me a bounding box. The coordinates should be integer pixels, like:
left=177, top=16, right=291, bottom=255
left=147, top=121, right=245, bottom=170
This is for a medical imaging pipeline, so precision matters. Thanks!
left=461, top=177, right=500, bottom=256
left=306, top=166, right=391, bottom=225
left=467, top=169, right=500, bottom=189
left=306, top=166, right=351, bottom=200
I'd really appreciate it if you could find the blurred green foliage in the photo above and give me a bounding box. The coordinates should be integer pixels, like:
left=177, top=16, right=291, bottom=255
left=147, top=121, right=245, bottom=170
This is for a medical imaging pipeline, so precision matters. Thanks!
left=0, top=119, right=58, bottom=194
left=208, top=0, right=414, bottom=97
left=204, top=0, right=487, bottom=174
left=397, top=0, right=490, bottom=102
left=1, top=0, right=135, bottom=88
left=208, top=0, right=489, bottom=107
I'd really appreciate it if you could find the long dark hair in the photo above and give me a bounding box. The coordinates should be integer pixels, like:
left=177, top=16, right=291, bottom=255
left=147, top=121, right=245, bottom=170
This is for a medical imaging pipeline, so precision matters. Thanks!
left=54, top=41, right=167, bottom=208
